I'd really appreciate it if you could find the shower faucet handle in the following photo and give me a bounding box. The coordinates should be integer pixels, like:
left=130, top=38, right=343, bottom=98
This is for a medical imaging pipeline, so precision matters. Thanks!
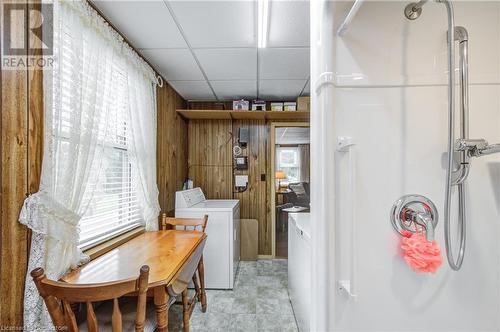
left=391, top=195, right=439, bottom=242
left=414, top=214, right=435, bottom=242
left=401, top=206, right=435, bottom=241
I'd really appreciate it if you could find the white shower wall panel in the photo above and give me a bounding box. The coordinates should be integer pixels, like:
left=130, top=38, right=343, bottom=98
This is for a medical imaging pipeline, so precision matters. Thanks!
left=330, top=1, right=500, bottom=331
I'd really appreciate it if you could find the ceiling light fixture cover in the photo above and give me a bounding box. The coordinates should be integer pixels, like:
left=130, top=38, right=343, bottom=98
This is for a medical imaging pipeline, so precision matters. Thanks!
left=258, top=0, right=269, bottom=48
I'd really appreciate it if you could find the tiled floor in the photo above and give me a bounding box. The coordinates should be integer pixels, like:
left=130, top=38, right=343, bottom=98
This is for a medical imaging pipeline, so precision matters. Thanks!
left=168, top=259, right=298, bottom=332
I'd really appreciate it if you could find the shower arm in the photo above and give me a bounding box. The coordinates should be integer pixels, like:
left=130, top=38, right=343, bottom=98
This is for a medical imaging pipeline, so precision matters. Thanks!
left=477, top=144, right=500, bottom=156
left=468, top=143, right=500, bottom=157
left=404, top=0, right=429, bottom=20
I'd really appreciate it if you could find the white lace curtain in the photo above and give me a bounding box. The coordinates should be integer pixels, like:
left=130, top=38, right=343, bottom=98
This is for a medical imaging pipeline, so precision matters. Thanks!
left=19, top=1, right=160, bottom=330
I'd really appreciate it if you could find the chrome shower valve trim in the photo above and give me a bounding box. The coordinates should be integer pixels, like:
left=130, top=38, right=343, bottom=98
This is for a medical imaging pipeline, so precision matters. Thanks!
left=391, top=195, right=438, bottom=242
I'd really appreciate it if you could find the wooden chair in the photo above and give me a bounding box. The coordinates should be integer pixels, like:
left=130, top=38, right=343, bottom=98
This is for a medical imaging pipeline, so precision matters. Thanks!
left=31, top=265, right=150, bottom=332
left=160, top=214, right=208, bottom=330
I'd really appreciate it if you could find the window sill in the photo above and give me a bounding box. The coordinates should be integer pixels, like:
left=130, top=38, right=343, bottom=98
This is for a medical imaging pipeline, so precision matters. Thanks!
left=83, top=226, right=145, bottom=260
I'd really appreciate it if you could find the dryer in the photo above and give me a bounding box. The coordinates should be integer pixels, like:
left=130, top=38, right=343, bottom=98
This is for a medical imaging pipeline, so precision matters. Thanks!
left=175, top=188, right=240, bottom=289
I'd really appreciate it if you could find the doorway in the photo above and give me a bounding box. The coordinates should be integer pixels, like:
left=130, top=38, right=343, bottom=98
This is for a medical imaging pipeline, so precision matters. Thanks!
left=270, top=122, right=310, bottom=258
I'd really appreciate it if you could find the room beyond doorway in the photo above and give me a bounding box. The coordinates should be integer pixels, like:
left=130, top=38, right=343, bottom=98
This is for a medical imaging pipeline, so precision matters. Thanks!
left=270, top=123, right=310, bottom=258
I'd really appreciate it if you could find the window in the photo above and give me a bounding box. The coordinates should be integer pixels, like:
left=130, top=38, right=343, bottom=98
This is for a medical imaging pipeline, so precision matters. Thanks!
left=79, top=67, right=142, bottom=248
left=56, top=29, right=142, bottom=248
left=277, top=147, right=301, bottom=183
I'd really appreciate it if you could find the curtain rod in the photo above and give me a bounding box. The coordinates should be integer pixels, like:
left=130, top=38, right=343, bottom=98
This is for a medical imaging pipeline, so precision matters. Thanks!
left=86, top=0, right=166, bottom=85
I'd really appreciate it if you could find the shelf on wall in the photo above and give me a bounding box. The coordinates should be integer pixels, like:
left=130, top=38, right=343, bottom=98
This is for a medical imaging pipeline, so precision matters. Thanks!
left=176, top=109, right=310, bottom=121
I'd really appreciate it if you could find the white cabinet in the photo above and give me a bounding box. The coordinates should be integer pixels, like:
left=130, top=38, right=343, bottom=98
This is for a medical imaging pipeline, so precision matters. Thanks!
left=288, top=213, right=311, bottom=332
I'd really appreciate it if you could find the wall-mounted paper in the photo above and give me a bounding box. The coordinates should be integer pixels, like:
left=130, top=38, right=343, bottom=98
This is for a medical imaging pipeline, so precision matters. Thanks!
left=235, top=175, right=248, bottom=187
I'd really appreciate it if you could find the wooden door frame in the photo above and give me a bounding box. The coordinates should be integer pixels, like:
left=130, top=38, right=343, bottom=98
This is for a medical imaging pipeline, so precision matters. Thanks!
left=269, top=122, right=310, bottom=258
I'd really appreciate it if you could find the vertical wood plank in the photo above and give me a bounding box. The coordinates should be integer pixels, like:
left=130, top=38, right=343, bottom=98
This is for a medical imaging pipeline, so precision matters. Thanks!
left=156, top=83, right=187, bottom=218
left=27, top=0, right=44, bottom=196
left=0, top=0, right=30, bottom=327
left=233, top=119, right=269, bottom=254
left=187, top=119, right=232, bottom=199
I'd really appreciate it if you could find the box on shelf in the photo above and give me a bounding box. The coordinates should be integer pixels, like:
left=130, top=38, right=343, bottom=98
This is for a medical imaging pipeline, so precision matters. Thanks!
left=297, top=96, right=310, bottom=112
left=233, top=99, right=250, bottom=110
left=283, top=102, right=297, bottom=111
left=251, top=100, right=266, bottom=111
left=270, top=102, right=284, bottom=112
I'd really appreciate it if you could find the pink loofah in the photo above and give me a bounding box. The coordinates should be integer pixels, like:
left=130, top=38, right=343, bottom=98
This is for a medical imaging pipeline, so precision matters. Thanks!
left=400, top=232, right=443, bottom=273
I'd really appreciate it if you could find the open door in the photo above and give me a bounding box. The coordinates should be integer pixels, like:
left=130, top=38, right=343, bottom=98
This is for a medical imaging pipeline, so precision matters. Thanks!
left=270, top=123, right=310, bottom=258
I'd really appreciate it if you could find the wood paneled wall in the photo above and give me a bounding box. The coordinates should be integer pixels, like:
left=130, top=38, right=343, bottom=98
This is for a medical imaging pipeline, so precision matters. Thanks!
left=1, top=59, right=31, bottom=330
left=232, top=120, right=270, bottom=255
left=0, top=1, right=44, bottom=326
left=188, top=120, right=233, bottom=199
left=156, top=84, right=188, bottom=217
left=187, top=117, right=271, bottom=254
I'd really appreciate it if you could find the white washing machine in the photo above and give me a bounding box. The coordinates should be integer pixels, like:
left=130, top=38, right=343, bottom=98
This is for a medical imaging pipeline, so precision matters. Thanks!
left=175, top=188, right=240, bottom=289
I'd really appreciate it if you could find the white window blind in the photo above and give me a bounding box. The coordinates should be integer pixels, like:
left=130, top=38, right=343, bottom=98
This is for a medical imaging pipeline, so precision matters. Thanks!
left=56, top=26, right=143, bottom=248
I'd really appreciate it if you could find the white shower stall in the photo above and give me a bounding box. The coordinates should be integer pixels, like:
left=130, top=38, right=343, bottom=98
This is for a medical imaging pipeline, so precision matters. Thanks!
left=311, top=1, right=500, bottom=331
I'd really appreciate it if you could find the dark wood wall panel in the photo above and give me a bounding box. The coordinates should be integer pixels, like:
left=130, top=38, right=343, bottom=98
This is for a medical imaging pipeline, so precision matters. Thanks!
left=233, top=120, right=270, bottom=255
left=1, top=2, right=31, bottom=326
left=156, top=84, right=188, bottom=217
left=188, top=120, right=233, bottom=199
left=0, top=63, right=30, bottom=330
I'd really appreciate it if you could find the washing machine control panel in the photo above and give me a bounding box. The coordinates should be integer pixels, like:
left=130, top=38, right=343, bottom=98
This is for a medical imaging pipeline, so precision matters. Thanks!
left=175, top=187, right=206, bottom=208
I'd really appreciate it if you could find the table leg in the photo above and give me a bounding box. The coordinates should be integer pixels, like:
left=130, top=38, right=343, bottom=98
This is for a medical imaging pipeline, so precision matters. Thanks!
left=198, top=255, right=207, bottom=313
left=182, top=289, right=189, bottom=332
left=192, top=274, right=201, bottom=302
left=154, top=286, right=170, bottom=332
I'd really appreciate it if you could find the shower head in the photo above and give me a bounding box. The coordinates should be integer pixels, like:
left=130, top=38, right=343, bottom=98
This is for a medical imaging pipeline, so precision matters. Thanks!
left=404, top=0, right=429, bottom=20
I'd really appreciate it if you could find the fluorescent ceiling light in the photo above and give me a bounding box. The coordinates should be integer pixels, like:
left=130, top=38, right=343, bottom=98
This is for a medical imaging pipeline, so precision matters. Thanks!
left=258, top=0, right=269, bottom=48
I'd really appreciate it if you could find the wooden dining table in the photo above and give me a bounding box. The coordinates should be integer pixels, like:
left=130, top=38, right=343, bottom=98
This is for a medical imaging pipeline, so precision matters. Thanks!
left=62, top=230, right=207, bottom=332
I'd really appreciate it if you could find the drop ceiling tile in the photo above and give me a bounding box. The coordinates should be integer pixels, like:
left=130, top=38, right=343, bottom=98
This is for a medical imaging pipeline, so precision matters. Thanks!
left=211, top=80, right=257, bottom=100
left=195, top=48, right=257, bottom=80
left=169, top=1, right=256, bottom=48
left=93, top=1, right=186, bottom=49
left=259, top=48, right=310, bottom=80
left=268, top=1, right=310, bottom=48
left=169, top=81, right=214, bottom=100
left=140, top=49, right=203, bottom=81
left=259, top=80, right=306, bottom=100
